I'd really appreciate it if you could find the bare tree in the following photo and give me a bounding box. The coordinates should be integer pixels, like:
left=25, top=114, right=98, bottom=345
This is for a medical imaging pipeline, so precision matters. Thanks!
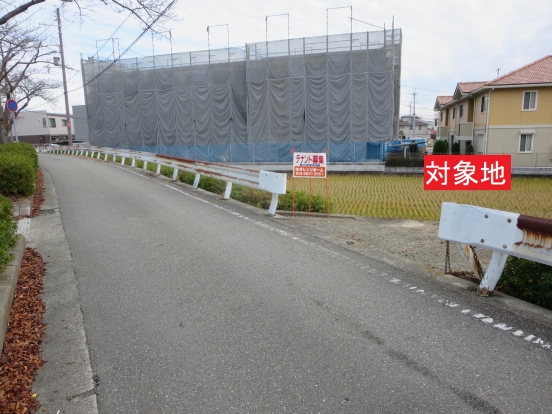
left=0, top=0, right=176, bottom=29
left=0, top=22, right=60, bottom=143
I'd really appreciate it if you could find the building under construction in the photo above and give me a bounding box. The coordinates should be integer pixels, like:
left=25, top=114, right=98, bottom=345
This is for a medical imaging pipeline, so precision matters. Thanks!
left=82, top=28, right=402, bottom=163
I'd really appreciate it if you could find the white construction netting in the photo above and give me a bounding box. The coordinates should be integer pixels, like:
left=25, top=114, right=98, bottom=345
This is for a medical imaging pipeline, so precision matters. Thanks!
left=82, top=29, right=401, bottom=162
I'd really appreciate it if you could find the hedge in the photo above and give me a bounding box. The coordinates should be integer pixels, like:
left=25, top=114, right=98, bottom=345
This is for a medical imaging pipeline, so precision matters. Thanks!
left=432, top=140, right=448, bottom=155
left=0, top=142, right=38, bottom=170
left=0, top=195, right=16, bottom=273
left=385, top=156, right=424, bottom=167
left=0, top=153, right=37, bottom=197
left=498, top=257, right=552, bottom=310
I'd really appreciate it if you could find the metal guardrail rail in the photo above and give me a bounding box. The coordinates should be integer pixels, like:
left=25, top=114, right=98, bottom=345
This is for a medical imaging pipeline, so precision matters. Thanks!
left=46, top=146, right=287, bottom=215
left=438, top=202, right=552, bottom=296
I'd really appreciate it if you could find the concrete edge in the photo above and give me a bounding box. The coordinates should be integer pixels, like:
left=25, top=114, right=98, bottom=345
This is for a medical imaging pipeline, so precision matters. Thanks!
left=0, top=234, right=26, bottom=356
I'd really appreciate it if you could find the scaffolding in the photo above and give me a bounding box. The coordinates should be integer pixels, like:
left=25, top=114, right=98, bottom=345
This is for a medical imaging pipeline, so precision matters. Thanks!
left=82, top=28, right=401, bottom=162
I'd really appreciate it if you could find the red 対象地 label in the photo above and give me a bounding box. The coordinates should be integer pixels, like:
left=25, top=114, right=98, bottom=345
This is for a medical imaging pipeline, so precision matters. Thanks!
left=424, top=155, right=511, bottom=190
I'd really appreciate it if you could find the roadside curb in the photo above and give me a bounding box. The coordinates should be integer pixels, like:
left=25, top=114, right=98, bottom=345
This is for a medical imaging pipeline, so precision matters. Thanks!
left=29, top=163, right=99, bottom=413
left=0, top=234, right=26, bottom=356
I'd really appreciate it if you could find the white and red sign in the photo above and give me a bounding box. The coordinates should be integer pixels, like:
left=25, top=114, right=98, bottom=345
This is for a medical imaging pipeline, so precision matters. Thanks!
left=293, top=152, right=327, bottom=178
left=424, top=155, right=511, bottom=191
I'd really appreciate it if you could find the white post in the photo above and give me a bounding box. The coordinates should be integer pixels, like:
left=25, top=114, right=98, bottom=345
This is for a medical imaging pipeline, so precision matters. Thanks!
left=121, top=157, right=126, bottom=165
left=11, top=112, right=18, bottom=142
left=131, top=159, right=136, bottom=168
left=193, top=173, right=201, bottom=188
left=478, top=252, right=509, bottom=296
left=172, top=167, right=179, bottom=181
left=223, top=182, right=232, bottom=200
left=143, top=161, right=148, bottom=170
left=267, top=193, right=279, bottom=215
left=156, top=164, right=161, bottom=175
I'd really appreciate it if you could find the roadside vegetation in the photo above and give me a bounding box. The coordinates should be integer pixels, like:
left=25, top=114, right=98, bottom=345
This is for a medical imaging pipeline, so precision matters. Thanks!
left=0, top=142, right=37, bottom=272
left=498, top=257, right=552, bottom=310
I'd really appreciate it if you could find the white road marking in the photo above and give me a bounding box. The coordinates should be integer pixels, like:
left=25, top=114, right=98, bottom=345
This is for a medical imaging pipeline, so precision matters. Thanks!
left=388, top=276, right=551, bottom=351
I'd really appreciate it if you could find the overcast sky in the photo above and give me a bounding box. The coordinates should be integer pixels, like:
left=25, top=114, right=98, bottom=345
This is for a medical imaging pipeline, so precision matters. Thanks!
left=22, top=0, right=552, bottom=121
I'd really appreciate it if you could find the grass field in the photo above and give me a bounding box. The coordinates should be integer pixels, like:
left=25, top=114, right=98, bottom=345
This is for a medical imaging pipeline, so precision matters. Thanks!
left=288, top=174, right=552, bottom=221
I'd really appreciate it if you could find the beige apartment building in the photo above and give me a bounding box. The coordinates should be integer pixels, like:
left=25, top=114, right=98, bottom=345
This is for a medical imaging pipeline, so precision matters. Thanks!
left=435, top=55, right=552, bottom=167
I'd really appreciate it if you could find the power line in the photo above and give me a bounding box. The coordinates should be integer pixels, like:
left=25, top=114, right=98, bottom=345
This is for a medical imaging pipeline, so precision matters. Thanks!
left=26, top=0, right=177, bottom=112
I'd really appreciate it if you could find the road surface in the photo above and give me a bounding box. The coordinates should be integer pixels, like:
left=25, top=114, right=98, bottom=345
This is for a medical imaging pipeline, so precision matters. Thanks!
left=35, top=154, right=552, bottom=413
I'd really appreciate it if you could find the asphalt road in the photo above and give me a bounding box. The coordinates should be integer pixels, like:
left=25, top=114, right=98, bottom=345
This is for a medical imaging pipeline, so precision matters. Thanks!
left=38, top=154, right=552, bottom=413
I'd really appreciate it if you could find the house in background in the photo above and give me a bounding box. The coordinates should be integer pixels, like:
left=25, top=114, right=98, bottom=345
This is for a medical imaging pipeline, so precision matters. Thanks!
left=15, top=110, right=75, bottom=145
left=398, top=116, right=431, bottom=141
left=434, top=55, right=552, bottom=167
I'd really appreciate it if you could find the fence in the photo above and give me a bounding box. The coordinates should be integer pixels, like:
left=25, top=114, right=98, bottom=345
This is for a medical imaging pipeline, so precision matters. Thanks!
left=47, top=146, right=287, bottom=215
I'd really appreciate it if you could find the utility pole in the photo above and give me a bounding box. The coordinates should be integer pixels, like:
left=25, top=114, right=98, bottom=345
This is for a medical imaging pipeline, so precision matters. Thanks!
left=411, top=90, right=417, bottom=140
left=56, top=8, right=72, bottom=146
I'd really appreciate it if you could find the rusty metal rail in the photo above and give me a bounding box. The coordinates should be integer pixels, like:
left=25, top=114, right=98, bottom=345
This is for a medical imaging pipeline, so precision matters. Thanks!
left=48, top=146, right=287, bottom=215
left=438, top=202, right=552, bottom=296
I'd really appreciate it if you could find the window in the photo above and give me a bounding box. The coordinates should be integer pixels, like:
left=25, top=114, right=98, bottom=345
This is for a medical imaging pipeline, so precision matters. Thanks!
left=519, top=134, right=533, bottom=153
left=481, top=95, right=487, bottom=113
left=62, top=119, right=67, bottom=127
left=42, top=118, right=47, bottom=128
left=459, top=104, right=464, bottom=118
left=48, top=118, right=56, bottom=127
left=452, top=107, right=456, bottom=119
left=417, top=125, right=421, bottom=130
left=522, top=91, right=537, bottom=110
left=440, top=112, right=443, bottom=122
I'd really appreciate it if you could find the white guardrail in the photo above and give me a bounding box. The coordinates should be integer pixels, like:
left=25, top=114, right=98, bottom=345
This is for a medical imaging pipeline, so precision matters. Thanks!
left=46, top=146, right=287, bottom=215
left=438, top=202, right=552, bottom=296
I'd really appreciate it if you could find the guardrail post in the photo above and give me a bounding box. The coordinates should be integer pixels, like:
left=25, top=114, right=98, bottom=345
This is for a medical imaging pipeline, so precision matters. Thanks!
left=131, top=159, right=136, bottom=168
left=172, top=167, right=179, bottom=181
left=268, top=193, right=279, bottom=215
left=193, top=173, right=200, bottom=188
left=223, top=182, right=232, bottom=200
left=121, top=157, right=126, bottom=165
left=85, top=151, right=89, bottom=157
left=156, top=164, right=161, bottom=175
left=143, top=161, right=148, bottom=171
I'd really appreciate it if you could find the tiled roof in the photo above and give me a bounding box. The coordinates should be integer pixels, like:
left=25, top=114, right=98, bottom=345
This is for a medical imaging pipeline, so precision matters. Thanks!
left=437, top=96, right=453, bottom=105
left=458, top=82, right=487, bottom=93
left=487, top=55, right=552, bottom=86
left=399, top=119, right=428, bottom=126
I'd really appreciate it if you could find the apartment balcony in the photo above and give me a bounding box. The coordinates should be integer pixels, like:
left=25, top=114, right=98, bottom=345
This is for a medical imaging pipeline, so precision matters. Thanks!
left=437, top=126, right=449, bottom=140
left=455, top=122, right=474, bottom=139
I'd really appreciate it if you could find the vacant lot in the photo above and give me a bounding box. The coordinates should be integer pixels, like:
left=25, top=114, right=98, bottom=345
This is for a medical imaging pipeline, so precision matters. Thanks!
left=289, top=175, right=552, bottom=221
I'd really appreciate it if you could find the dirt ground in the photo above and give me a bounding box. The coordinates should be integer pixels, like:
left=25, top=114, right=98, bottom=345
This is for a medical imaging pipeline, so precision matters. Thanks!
left=277, top=213, right=492, bottom=279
